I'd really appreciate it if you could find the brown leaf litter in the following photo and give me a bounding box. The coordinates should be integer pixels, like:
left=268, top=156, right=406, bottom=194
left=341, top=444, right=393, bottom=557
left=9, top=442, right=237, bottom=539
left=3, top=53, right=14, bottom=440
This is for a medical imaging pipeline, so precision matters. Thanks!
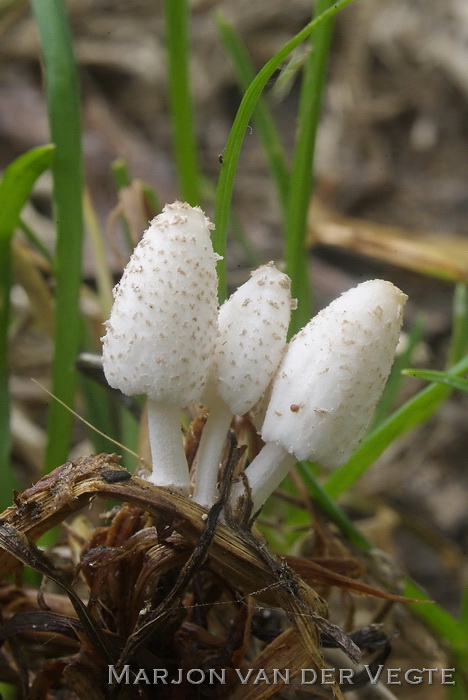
left=0, top=448, right=417, bottom=699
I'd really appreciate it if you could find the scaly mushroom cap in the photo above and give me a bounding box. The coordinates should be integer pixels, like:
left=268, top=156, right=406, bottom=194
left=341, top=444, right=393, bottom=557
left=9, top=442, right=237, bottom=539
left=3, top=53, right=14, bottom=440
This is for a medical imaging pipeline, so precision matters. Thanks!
left=102, top=201, right=219, bottom=407
left=261, top=279, right=407, bottom=466
left=205, top=263, right=295, bottom=416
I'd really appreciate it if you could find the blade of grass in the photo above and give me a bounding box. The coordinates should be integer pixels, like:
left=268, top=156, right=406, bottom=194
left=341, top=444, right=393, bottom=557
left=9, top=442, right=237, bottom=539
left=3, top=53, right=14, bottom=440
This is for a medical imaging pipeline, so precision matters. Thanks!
left=402, top=579, right=467, bottom=655
left=199, top=174, right=261, bottom=268
left=83, top=188, right=114, bottom=318
left=447, top=678, right=468, bottom=700
left=461, top=583, right=468, bottom=628
left=111, top=157, right=131, bottom=189
left=297, top=462, right=373, bottom=551
left=323, top=352, right=468, bottom=499
left=164, top=0, right=201, bottom=205
left=216, top=13, right=289, bottom=219
left=213, top=0, right=358, bottom=300
left=78, top=374, right=123, bottom=458
left=285, top=0, right=336, bottom=333
left=111, top=158, right=135, bottom=252
left=0, top=684, right=16, bottom=700
left=31, top=0, right=84, bottom=472
left=18, top=218, right=54, bottom=265
left=0, top=144, right=54, bottom=507
left=402, top=368, right=468, bottom=392
left=298, top=464, right=468, bottom=663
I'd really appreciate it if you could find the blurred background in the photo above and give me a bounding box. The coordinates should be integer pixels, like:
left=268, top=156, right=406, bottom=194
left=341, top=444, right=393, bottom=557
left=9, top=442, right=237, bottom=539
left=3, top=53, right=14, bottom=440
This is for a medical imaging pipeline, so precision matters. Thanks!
left=1, top=1, right=467, bottom=696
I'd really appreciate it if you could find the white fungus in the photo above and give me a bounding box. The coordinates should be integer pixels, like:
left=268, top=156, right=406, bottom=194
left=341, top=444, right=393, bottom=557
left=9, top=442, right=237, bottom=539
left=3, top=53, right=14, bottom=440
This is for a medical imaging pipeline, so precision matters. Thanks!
left=102, top=201, right=219, bottom=494
left=193, top=263, right=294, bottom=508
left=230, top=279, right=407, bottom=515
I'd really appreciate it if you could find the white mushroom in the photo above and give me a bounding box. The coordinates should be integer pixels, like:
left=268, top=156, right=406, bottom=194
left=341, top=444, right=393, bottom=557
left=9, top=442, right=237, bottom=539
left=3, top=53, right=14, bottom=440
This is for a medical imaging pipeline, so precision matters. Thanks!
left=230, top=279, right=407, bottom=515
left=192, top=263, right=294, bottom=508
left=102, top=201, right=219, bottom=494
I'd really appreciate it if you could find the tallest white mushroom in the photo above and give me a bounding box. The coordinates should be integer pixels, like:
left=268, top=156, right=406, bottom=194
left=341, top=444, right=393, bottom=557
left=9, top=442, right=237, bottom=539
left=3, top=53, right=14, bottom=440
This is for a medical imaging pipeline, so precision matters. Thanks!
left=102, top=201, right=219, bottom=494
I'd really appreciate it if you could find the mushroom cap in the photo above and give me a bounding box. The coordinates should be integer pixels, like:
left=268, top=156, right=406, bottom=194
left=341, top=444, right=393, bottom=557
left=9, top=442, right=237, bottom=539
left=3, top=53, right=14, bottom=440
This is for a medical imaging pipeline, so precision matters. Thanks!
left=102, top=201, right=219, bottom=407
left=204, top=263, right=294, bottom=416
left=261, top=279, right=407, bottom=466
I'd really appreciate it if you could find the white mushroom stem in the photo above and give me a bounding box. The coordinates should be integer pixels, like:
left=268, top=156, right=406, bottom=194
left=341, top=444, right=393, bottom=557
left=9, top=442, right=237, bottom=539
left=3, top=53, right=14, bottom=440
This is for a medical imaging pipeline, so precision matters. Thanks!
left=145, top=401, right=190, bottom=494
left=192, top=396, right=233, bottom=507
left=229, top=443, right=296, bottom=516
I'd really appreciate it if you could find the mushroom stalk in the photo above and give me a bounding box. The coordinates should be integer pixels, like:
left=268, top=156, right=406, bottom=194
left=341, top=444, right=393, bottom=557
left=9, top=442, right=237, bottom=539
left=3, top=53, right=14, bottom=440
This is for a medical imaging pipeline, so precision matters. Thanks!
left=229, top=443, right=296, bottom=516
left=146, top=401, right=190, bottom=493
left=192, top=396, right=233, bottom=507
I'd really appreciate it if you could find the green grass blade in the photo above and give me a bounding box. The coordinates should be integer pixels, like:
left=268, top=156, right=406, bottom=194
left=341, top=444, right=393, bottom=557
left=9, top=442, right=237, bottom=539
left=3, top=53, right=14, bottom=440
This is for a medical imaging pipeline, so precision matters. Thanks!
left=0, top=144, right=55, bottom=239
left=78, top=375, right=119, bottom=456
left=30, top=0, right=85, bottom=472
left=297, top=463, right=372, bottom=551
left=298, top=463, right=467, bottom=656
left=462, top=583, right=468, bottom=627
left=0, top=144, right=54, bottom=505
left=216, top=13, right=289, bottom=219
left=323, top=353, right=468, bottom=498
left=212, top=0, right=358, bottom=300
left=285, top=0, right=336, bottom=332
left=164, top=0, right=201, bottom=205
left=447, top=678, right=468, bottom=700
left=19, top=218, right=54, bottom=265
left=111, top=158, right=135, bottom=252
left=403, top=580, right=467, bottom=654
left=111, top=158, right=132, bottom=189
left=83, top=189, right=114, bottom=318
left=201, top=174, right=261, bottom=268
left=402, top=368, right=468, bottom=392
left=0, top=683, right=16, bottom=700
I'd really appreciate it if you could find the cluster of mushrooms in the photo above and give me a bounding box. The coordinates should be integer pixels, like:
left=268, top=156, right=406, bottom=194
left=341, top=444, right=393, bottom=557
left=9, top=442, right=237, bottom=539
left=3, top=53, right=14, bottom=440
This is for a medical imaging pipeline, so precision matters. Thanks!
left=102, top=202, right=407, bottom=520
